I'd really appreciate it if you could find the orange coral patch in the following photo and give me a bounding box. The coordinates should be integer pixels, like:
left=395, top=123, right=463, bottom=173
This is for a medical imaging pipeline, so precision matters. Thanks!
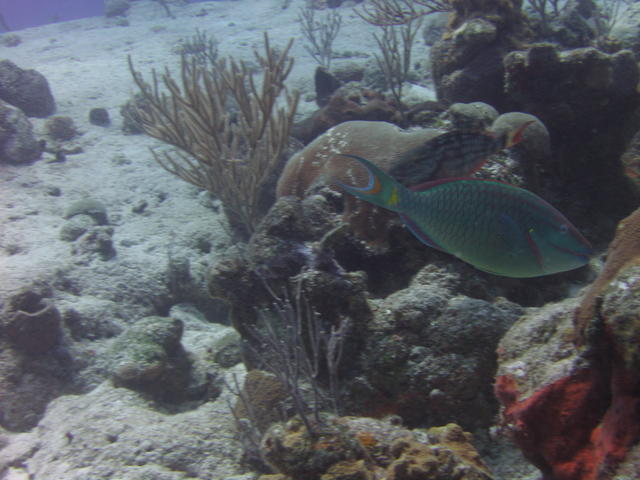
left=495, top=366, right=640, bottom=480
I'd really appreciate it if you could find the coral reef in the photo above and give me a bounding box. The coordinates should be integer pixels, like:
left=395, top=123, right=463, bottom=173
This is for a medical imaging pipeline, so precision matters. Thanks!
left=277, top=120, right=442, bottom=246
left=210, top=96, right=590, bottom=444
left=7, top=2, right=638, bottom=479
left=503, top=45, right=639, bottom=151
left=503, top=43, right=640, bottom=231
left=495, top=207, right=640, bottom=480
left=357, top=265, right=522, bottom=430
left=258, top=415, right=492, bottom=480
left=575, top=207, right=640, bottom=343
left=527, top=0, right=599, bottom=48
left=129, top=33, right=298, bottom=238
left=278, top=110, right=548, bottom=246
left=209, top=191, right=573, bottom=438
left=279, top=120, right=442, bottom=199
left=430, top=0, right=528, bottom=110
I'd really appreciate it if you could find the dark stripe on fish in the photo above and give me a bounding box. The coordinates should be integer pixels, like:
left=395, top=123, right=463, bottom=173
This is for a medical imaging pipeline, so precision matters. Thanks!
left=390, top=131, right=503, bottom=186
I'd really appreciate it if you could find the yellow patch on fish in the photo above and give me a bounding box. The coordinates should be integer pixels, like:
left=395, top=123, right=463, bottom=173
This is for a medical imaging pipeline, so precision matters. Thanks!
left=389, top=187, right=399, bottom=206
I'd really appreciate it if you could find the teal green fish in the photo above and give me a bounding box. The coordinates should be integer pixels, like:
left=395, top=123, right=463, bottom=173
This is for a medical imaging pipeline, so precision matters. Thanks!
left=335, top=154, right=592, bottom=278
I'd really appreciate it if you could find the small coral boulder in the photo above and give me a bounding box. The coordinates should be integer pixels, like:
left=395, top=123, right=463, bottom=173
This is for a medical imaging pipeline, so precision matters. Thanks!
left=0, top=100, right=43, bottom=164
left=0, top=60, right=55, bottom=118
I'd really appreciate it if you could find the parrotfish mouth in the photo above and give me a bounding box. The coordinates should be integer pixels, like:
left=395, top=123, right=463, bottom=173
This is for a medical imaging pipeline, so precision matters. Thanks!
left=548, top=241, right=593, bottom=262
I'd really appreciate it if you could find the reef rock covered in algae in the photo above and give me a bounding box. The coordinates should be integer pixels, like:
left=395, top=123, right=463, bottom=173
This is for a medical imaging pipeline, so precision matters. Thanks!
left=258, top=415, right=492, bottom=480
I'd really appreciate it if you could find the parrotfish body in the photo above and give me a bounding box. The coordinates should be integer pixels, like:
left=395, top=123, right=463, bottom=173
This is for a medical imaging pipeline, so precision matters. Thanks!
left=335, top=154, right=592, bottom=278
left=390, top=122, right=533, bottom=186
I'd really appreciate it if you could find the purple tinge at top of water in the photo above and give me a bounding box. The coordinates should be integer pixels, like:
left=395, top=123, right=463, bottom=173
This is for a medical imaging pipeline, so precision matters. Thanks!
left=0, top=0, right=104, bottom=31
left=0, top=0, right=212, bottom=32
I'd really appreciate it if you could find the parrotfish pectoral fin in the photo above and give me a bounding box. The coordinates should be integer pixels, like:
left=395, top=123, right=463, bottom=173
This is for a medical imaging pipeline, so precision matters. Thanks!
left=333, top=154, right=405, bottom=211
left=498, top=212, right=521, bottom=244
left=498, top=212, right=545, bottom=271
left=400, top=214, right=450, bottom=253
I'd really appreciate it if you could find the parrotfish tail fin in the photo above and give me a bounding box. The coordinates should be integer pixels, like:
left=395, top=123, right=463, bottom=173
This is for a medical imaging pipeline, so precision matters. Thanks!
left=504, top=120, right=535, bottom=148
left=333, top=154, right=405, bottom=212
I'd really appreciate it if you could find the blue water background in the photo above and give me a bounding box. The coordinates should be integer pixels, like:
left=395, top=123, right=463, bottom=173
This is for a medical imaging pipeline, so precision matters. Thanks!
left=0, top=0, right=212, bottom=32
left=0, top=0, right=104, bottom=31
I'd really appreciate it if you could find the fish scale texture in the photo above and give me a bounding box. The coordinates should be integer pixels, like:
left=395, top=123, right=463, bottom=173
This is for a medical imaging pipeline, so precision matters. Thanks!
left=388, top=176, right=591, bottom=277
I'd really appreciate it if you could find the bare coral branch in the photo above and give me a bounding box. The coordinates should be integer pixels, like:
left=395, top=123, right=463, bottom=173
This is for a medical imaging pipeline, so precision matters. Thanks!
left=356, top=0, right=451, bottom=26
left=298, top=6, right=342, bottom=69
left=373, top=17, right=423, bottom=111
left=242, top=274, right=350, bottom=437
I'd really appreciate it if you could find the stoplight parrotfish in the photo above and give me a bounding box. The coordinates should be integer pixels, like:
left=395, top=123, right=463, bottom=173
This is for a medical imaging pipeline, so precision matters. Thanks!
left=334, top=154, right=592, bottom=278
left=389, top=122, right=534, bottom=186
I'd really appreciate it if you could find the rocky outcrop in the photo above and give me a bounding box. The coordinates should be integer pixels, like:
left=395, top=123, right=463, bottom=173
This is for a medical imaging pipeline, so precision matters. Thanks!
left=0, top=60, right=55, bottom=118
left=104, top=0, right=131, bottom=17
left=0, top=100, right=43, bottom=164
left=0, top=284, right=72, bottom=431
left=292, top=87, right=404, bottom=145
left=357, top=265, right=522, bottom=431
left=1, top=283, right=62, bottom=355
left=109, top=314, right=222, bottom=404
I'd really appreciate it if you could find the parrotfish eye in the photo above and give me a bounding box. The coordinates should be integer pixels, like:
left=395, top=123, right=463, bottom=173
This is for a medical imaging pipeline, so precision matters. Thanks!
left=559, top=224, right=569, bottom=234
